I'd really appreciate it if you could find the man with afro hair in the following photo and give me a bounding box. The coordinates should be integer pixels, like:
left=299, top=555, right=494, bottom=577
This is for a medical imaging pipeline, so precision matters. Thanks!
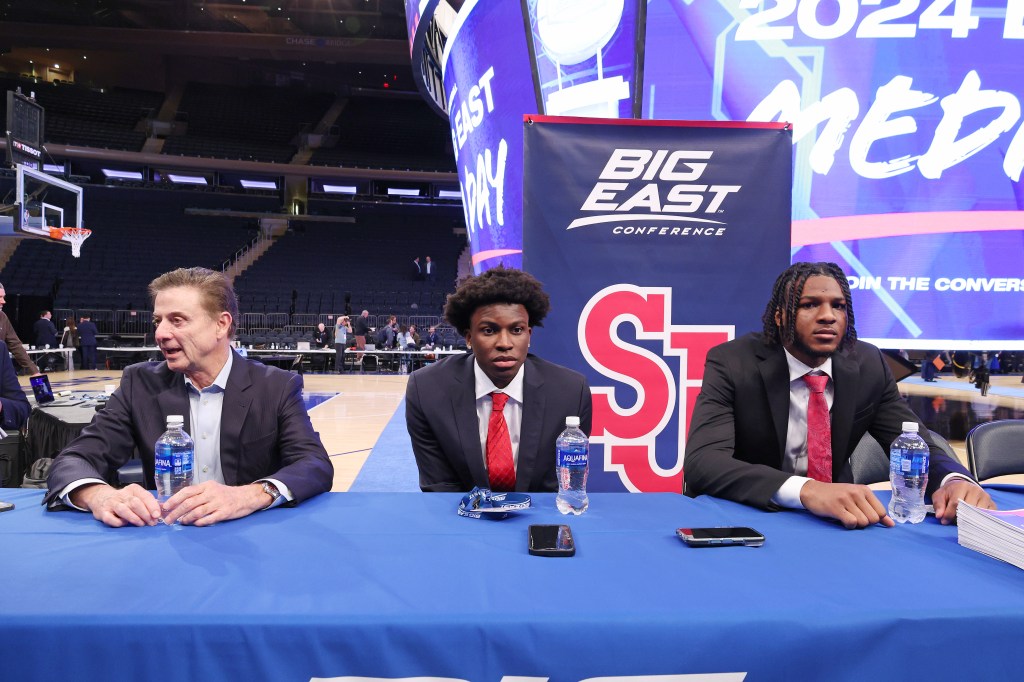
left=406, top=266, right=592, bottom=493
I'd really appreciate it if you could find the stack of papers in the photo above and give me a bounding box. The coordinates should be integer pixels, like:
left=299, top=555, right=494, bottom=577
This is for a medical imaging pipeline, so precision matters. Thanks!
left=957, top=502, right=1024, bottom=570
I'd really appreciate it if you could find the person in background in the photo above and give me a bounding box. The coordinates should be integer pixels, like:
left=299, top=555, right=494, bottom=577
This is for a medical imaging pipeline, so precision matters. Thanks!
left=972, top=353, right=991, bottom=397
left=406, top=266, right=592, bottom=493
left=352, top=310, right=370, bottom=362
left=62, top=317, right=79, bottom=370
left=0, top=283, right=39, bottom=374
left=334, top=316, right=351, bottom=374
left=683, top=261, right=994, bottom=528
left=0, top=339, right=30, bottom=432
left=44, top=267, right=332, bottom=527
left=313, top=322, right=330, bottom=373
left=77, top=315, right=99, bottom=370
left=33, top=311, right=59, bottom=372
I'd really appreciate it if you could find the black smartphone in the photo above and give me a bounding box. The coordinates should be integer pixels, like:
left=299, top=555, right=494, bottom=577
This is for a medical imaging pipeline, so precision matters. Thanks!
left=528, top=524, right=575, bottom=557
left=0, top=501, right=14, bottom=513
left=676, top=527, right=765, bottom=547
left=29, top=374, right=55, bottom=404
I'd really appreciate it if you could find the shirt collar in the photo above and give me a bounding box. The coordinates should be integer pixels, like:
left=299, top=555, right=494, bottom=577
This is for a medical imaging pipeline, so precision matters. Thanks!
left=783, top=347, right=833, bottom=383
left=473, top=358, right=525, bottom=404
left=184, top=349, right=234, bottom=393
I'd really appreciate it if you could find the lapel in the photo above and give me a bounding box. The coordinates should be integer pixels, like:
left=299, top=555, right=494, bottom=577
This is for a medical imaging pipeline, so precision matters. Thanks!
left=219, top=352, right=254, bottom=486
left=155, top=366, right=190, bottom=438
left=756, top=343, right=791, bottom=462
left=829, top=349, right=858, bottom=474
left=451, top=355, right=488, bottom=487
left=517, top=356, right=546, bottom=493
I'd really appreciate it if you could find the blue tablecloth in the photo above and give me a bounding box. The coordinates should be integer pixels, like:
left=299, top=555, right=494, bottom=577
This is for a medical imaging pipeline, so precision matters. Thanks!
left=2, top=488, right=1023, bottom=681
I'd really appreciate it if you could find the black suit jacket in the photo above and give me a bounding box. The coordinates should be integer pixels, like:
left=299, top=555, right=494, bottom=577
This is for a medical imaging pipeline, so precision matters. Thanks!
left=33, top=318, right=58, bottom=347
left=44, top=352, right=333, bottom=507
left=683, top=333, right=972, bottom=509
left=406, top=352, right=592, bottom=492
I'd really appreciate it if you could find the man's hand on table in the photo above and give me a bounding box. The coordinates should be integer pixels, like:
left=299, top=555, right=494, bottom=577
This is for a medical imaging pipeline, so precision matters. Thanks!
left=73, top=483, right=161, bottom=527
left=932, top=479, right=996, bottom=525
left=800, top=480, right=895, bottom=529
left=161, top=480, right=270, bottom=526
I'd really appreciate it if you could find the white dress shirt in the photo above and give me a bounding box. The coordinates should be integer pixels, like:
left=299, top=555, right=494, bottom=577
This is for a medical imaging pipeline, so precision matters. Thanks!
left=473, top=360, right=526, bottom=475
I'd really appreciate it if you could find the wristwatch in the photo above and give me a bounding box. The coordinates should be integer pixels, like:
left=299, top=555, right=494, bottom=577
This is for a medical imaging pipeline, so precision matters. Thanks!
left=259, top=480, right=281, bottom=508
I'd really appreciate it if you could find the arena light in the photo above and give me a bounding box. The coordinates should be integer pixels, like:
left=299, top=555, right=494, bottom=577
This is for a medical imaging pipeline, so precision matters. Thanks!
left=387, top=187, right=421, bottom=197
left=168, top=174, right=208, bottom=185
left=240, top=179, right=278, bottom=190
left=438, top=190, right=462, bottom=199
left=101, top=169, right=143, bottom=180
left=43, top=163, right=64, bottom=174
left=323, top=184, right=358, bottom=194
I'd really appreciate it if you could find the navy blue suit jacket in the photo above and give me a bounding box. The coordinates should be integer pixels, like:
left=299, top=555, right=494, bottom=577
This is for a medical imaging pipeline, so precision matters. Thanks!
left=44, top=352, right=332, bottom=507
left=0, top=341, right=30, bottom=430
left=77, top=321, right=99, bottom=346
left=406, top=352, right=592, bottom=492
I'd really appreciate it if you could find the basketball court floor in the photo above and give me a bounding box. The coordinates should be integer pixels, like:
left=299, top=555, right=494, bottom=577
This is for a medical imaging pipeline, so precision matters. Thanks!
left=20, top=368, right=1024, bottom=492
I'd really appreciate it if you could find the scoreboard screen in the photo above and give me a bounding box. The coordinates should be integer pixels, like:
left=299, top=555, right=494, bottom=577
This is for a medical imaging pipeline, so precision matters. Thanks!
left=6, top=90, right=45, bottom=171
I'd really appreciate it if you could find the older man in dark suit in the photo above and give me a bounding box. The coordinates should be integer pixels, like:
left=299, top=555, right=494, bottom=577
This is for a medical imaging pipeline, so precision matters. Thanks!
left=45, top=267, right=333, bottom=527
left=406, top=267, right=592, bottom=493
left=684, top=262, right=994, bottom=528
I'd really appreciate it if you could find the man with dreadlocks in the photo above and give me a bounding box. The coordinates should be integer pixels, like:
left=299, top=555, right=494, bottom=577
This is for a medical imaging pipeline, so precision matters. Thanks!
left=684, top=262, right=993, bottom=528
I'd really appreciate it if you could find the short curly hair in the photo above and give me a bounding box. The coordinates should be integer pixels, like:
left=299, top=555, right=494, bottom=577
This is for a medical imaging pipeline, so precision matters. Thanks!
left=444, top=266, right=551, bottom=335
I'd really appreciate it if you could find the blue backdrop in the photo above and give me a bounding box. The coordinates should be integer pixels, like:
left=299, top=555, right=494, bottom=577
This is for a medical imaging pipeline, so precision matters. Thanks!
left=523, top=117, right=791, bottom=492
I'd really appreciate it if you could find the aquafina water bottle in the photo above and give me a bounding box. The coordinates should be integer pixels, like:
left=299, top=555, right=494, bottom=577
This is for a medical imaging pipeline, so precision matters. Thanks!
left=888, top=421, right=929, bottom=523
left=556, top=416, right=589, bottom=515
left=155, top=415, right=194, bottom=524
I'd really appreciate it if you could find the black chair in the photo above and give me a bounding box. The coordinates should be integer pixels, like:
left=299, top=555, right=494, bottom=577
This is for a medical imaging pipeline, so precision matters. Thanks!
left=850, top=429, right=960, bottom=485
left=966, top=420, right=1024, bottom=480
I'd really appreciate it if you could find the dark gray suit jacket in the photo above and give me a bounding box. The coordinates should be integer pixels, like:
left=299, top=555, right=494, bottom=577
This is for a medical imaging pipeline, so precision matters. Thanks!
left=683, top=333, right=973, bottom=509
left=44, top=352, right=333, bottom=507
left=406, top=353, right=592, bottom=492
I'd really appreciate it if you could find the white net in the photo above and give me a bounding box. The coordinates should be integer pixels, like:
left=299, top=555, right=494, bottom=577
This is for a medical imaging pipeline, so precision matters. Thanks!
left=51, top=227, right=91, bottom=258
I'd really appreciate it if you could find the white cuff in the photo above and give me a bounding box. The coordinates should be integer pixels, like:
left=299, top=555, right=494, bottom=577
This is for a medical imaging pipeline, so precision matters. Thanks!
left=772, top=475, right=812, bottom=509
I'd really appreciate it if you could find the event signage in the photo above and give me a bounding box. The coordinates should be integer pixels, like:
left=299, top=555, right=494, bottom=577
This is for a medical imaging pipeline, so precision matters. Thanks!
left=523, top=117, right=791, bottom=493
left=644, top=0, right=1024, bottom=348
left=441, top=0, right=540, bottom=272
left=413, top=0, right=1024, bottom=348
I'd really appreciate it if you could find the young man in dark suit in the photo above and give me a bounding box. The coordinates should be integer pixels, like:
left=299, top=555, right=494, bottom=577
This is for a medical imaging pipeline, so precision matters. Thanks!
left=684, top=261, right=994, bottom=528
left=45, top=267, right=333, bottom=527
left=406, top=267, right=592, bottom=493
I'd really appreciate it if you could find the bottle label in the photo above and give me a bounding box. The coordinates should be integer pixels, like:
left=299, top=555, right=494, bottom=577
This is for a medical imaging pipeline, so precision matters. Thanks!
left=557, top=448, right=588, bottom=468
left=155, top=455, right=171, bottom=472
left=893, top=449, right=929, bottom=476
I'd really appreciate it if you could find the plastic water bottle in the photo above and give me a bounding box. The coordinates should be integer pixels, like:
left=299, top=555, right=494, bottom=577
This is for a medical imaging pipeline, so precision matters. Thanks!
left=888, top=421, right=930, bottom=523
left=155, top=415, right=194, bottom=523
left=556, top=416, right=589, bottom=515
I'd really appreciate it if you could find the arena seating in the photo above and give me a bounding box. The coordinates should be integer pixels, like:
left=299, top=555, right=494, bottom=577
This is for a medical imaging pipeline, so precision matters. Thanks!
left=309, top=97, right=454, bottom=172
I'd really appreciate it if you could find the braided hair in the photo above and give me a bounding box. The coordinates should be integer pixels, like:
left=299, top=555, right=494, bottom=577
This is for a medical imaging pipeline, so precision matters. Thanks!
left=761, top=262, right=857, bottom=351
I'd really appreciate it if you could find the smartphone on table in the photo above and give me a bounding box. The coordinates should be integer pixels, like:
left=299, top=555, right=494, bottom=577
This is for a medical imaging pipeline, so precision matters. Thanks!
left=528, top=524, right=576, bottom=557
left=676, top=527, right=765, bottom=547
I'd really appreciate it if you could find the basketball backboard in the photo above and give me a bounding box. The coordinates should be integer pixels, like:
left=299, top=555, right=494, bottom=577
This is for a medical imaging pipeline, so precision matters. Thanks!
left=0, top=164, right=88, bottom=255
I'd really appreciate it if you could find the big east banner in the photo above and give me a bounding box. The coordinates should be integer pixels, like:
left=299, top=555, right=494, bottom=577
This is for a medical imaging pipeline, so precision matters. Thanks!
left=523, top=117, right=791, bottom=493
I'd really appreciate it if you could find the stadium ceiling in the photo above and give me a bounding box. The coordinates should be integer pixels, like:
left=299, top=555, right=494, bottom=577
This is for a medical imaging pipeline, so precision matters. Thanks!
left=0, top=0, right=412, bottom=67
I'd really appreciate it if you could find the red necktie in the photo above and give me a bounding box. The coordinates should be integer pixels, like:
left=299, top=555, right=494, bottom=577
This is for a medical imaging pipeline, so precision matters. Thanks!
left=486, top=392, right=516, bottom=491
left=803, top=373, right=832, bottom=483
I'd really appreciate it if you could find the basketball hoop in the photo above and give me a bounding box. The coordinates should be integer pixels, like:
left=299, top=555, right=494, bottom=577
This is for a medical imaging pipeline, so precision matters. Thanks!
left=48, top=227, right=92, bottom=258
